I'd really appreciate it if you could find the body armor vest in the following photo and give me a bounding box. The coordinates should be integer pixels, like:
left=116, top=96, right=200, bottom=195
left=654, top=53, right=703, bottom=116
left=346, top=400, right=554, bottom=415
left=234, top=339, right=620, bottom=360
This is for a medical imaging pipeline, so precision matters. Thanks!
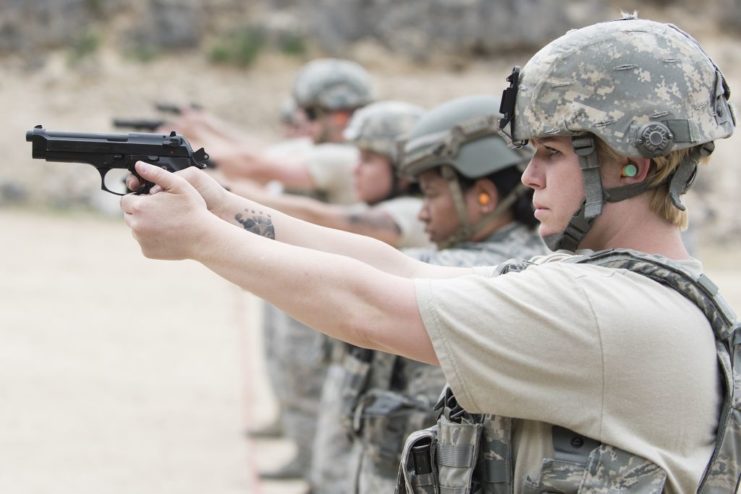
left=341, top=345, right=444, bottom=479
left=396, top=249, right=741, bottom=494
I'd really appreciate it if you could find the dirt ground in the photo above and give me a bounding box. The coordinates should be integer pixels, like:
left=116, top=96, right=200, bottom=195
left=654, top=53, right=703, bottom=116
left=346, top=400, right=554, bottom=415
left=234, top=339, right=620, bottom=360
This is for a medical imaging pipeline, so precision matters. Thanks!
left=0, top=208, right=308, bottom=494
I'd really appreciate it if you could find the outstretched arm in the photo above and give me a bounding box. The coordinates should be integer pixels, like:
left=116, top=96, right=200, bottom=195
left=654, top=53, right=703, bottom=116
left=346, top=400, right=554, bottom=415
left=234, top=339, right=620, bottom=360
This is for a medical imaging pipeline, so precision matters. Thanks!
left=227, top=179, right=406, bottom=247
left=168, top=110, right=317, bottom=189
left=121, top=163, right=439, bottom=364
left=149, top=165, right=467, bottom=278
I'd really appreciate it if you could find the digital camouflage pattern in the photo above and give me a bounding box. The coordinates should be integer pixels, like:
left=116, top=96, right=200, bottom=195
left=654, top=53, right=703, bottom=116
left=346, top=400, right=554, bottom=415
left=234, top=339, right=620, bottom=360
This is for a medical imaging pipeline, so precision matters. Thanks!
left=292, top=58, right=375, bottom=111
left=310, top=347, right=356, bottom=494
left=398, top=249, right=740, bottom=493
left=352, top=223, right=545, bottom=494
left=343, top=101, right=425, bottom=163
left=512, top=17, right=735, bottom=156
left=404, top=223, right=545, bottom=268
left=261, top=304, right=327, bottom=478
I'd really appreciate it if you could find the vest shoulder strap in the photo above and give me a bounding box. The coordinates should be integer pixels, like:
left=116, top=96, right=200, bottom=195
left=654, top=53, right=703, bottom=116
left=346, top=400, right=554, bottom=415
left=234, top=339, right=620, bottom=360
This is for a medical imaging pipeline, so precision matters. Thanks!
left=569, top=249, right=740, bottom=493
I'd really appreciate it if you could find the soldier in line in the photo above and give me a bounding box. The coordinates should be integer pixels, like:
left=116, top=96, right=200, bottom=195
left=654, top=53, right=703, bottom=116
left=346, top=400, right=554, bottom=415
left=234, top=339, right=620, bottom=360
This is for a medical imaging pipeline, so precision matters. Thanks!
left=171, top=58, right=372, bottom=206
left=229, top=100, right=431, bottom=491
left=123, top=16, right=740, bottom=493
left=343, top=95, right=547, bottom=493
left=228, top=100, right=430, bottom=250
left=260, top=58, right=374, bottom=483
left=178, top=58, right=376, bottom=483
left=259, top=100, right=429, bottom=494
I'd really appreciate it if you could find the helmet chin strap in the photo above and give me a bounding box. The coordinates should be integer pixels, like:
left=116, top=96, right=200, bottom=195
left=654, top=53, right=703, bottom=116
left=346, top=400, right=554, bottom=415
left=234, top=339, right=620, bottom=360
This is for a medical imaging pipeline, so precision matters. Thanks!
left=437, top=166, right=527, bottom=250
left=437, top=165, right=473, bottom=250
left=543, top=135, right=604, bottom=251
left=543, top=134, right=705, bottom=252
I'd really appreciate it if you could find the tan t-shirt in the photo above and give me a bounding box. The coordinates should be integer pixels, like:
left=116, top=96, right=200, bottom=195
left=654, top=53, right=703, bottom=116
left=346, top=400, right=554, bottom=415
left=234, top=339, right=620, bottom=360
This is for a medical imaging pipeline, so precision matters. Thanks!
left=415, top=251, right=720, bottom=493
left=305, top=143, right=359, bottom=205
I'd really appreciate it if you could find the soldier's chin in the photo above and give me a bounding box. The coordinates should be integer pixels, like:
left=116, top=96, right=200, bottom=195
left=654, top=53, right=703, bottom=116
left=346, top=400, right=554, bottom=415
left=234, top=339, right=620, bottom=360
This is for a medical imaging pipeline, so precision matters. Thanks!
left=537, top=223, right=560, bottom=240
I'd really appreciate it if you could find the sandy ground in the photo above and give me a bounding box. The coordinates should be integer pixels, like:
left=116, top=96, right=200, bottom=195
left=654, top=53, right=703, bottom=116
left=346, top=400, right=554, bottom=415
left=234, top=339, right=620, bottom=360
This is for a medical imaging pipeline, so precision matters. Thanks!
left=0, top=208, right=308, bottom=494
left=1, top=207, right=740, bottom=494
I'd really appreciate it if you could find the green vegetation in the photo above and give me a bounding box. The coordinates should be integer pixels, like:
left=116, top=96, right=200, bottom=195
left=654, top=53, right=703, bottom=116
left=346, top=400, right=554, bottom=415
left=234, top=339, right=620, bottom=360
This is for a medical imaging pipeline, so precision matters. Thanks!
left=66, top=30, right=100, bottom=67
left=277, top=32, right=307, bottom=57
left=125, top=43, right=160, bottom=63
left=208, top=26, right=265, bottom=68
left=85, top=0, right=104, bottom=17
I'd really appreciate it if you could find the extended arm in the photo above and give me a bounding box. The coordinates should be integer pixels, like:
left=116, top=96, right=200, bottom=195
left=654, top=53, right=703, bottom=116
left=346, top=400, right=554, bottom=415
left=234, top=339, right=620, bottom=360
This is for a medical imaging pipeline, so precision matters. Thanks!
left=228, top=179, right=406, bottom=247
left=168, top=111, right=317, bottom=189
left=195, top=167, right=462, bottom=277
left=121, top=163, right=440, bottom=364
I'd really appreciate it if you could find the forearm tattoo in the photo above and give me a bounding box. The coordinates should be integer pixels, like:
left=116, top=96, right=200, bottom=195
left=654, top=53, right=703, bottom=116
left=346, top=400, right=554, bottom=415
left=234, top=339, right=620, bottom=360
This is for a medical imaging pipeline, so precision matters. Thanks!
left=347, top=212, right=401, bottom=234
left=235, top=209, right=276, bottom=239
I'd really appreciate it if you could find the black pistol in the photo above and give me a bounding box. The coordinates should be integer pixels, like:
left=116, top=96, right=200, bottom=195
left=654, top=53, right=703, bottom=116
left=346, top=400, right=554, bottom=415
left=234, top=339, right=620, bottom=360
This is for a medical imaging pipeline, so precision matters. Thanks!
left=154, top=102, right=203, bottom=115
left=26, top=125, right=210, bottom=195
left=111, top=118, right=167, bottom=132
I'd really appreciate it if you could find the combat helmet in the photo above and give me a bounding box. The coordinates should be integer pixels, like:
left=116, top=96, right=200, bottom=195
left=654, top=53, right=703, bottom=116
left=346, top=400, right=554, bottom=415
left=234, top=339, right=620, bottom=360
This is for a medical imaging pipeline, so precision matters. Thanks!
left=399, top=95, right=531, bottom=249
left=344, top=101, right=425, bottom=164
left=342, top=100, right=425, bottom=203
left=292, top=58, right=375, bottom=112
left=499, top=15, right=736, bottom=251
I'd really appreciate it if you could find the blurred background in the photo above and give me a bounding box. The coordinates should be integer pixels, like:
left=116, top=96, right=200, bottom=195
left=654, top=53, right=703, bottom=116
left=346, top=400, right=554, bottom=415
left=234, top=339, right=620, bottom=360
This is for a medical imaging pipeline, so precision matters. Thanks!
left=1, top=1, right=740, bottom=493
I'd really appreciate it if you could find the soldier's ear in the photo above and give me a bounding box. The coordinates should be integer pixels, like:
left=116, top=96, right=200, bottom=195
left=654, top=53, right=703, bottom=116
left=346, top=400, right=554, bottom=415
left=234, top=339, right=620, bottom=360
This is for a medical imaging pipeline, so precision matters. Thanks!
left=620, top=157, right=651, bottom=183
left=472, top=179, right=499, bottom=212
left=331, top=110, right=353, bottom=128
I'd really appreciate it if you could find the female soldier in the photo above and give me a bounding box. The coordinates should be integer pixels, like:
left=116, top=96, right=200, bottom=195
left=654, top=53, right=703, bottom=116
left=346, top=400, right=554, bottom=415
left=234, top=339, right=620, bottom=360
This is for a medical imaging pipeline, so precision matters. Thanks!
left=344, top=94, right=546, bottom=493
left=122, top=16, right=739, bottom=493
left=232, top=100, right=430, bottom=249
left=251, top=100, right=429, bottom=490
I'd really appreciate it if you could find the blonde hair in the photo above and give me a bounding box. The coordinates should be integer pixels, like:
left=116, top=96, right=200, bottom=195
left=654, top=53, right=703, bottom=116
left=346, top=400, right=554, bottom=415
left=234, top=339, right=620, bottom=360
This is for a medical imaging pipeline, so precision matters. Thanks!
left=595, top=137, right=707, bottom=230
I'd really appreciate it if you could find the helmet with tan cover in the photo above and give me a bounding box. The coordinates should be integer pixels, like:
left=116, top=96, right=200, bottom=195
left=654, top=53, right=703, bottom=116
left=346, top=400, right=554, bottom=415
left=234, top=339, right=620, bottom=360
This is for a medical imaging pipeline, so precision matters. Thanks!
left=499, top=15, right=735, bottom=251
left=343, top=100, right=425, bottom=164
left=292, top=58, right=375, bottom=112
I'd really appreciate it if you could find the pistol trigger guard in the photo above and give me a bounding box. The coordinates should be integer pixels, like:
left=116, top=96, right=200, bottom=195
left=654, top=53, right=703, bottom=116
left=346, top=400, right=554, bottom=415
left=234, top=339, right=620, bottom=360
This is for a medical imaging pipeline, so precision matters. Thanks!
left=193, top=147, right=209, bottom=168
left=97, top=167, right=123, bottom=196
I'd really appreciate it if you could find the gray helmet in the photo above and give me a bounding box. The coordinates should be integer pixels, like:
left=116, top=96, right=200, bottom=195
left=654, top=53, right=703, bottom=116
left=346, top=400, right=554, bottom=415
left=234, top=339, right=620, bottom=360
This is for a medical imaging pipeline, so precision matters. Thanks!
left=279, top=98, right=298, bottom=125
left=292, top=58, right=375, bottom=111
left=400, top=95, right=528, bottom=180
left=499, top=15, right=735, bottom=251
left=343, top=101, right=425, bottom=164
left=399, top=95, right=531, bottom=249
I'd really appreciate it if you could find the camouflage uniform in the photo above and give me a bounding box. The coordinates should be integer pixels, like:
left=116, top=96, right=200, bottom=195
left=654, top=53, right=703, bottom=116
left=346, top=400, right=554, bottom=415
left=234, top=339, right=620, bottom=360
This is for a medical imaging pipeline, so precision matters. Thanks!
left=309, top=101, right=428, bottom=494
left=339, top=94, right=546, bottom=493
left=398, top=16, right=740, bottom=493
left=351, top=223, right=545, bottom=494
left=260, top=59, right=375, bottom=481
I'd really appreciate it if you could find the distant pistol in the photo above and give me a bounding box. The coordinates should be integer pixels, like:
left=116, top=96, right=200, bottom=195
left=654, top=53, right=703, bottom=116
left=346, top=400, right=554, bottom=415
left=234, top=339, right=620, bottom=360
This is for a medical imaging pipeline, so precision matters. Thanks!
left=26, top=125, right=210, bottom=195
left=111, top=118, right=167, bottom=132
left=154, top=102, right=203, bottom=115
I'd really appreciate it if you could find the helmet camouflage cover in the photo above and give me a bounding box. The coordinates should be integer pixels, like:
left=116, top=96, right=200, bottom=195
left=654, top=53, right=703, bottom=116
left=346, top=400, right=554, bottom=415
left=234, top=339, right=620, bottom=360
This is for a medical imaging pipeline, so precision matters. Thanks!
left=343, top=101, right=425, bottom=162
left=507, top=17, right=735, bottom=157
left=292, top=58, right=375, bottom=111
